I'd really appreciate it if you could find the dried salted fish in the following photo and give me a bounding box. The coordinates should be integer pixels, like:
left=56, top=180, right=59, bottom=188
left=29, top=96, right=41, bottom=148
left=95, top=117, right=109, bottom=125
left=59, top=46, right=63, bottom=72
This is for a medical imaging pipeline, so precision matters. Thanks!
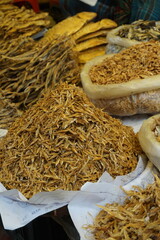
left=0, top=36, right=80, bottom=109
left=89, top=175, right=160, bottom=240
left=0, top=83, right=141, bottom=198
left=118, top=20, right=160, bottom=41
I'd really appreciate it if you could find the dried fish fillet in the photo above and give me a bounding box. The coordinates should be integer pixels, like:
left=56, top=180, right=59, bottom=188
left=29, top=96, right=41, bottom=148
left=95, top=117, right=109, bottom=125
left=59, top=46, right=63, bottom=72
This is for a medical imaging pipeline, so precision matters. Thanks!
left=78, top=45, right=106, bottom=63
left=0, top=83, right=141, bottom=198
left=74, top=37, right=107, bottom=52
left=73, top=18, right=117, bottom=41
left=44, top=11, right=97, bottom=40
left=76, top=29, right=109, bottom=43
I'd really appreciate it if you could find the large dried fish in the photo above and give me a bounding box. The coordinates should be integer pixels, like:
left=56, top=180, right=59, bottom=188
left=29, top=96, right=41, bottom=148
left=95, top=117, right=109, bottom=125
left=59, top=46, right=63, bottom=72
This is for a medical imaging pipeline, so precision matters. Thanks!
left=0, top=83, right=141, bottom=198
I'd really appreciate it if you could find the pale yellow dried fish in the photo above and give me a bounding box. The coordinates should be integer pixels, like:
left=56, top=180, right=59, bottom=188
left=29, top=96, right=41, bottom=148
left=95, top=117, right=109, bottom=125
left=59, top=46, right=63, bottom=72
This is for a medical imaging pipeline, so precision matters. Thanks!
left=44, top=11, right=97, bottom=40
left=73, top=18, right=117, bottom=40
left=78, top=45, right=106, bottom=63
left=76, top=29, right=109, bottom=43
left=74, top=37, right=107, bottom=52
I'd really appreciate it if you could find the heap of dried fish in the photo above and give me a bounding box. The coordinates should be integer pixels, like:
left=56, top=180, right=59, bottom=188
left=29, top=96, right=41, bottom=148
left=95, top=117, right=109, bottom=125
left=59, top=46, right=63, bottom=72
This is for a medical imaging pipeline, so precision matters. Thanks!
left=89, top=41, right=160, bottom=85
left=0, top=3, right=51, bottom=52
left=0, top=83, right=141, bottom=198
left=0, top=36, right=80, bottom=110
left=89, top=175, right=160, bottom=240
left=118, top=20, right=160, bottom=41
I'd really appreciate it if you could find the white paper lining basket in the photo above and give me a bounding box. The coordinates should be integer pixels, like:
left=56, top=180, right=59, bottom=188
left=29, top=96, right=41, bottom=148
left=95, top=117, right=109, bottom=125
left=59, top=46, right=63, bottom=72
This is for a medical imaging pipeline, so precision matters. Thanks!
left=68, top=159, right=158, bottom=240
left=0, top=154, right=147, bottom=231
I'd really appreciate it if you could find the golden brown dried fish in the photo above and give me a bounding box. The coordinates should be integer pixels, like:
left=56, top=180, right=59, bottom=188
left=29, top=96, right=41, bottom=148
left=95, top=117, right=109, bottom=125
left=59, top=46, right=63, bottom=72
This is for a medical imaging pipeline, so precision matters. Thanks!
left=0, top=36, right=80, bottom=109
left=0, top=83, right=141, bottom=198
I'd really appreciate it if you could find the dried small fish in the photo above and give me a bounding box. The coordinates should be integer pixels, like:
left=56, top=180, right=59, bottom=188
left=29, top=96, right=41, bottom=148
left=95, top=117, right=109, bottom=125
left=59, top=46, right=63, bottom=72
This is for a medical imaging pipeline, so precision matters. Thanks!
left=0, top=83, right=141, bottom=198
left=118, top=20, right=160, bottom=41
left=89, top=175, right=160, bottom=240
left=89, top=41, right=160, bottom=84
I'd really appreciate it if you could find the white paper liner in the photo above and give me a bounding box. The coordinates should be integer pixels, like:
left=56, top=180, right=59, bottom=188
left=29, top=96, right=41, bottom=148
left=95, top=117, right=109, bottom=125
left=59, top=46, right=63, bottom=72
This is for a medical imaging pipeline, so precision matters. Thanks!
left=0, top=115, right=156, bottom=231
left=68, top=160, right=157, bottom=240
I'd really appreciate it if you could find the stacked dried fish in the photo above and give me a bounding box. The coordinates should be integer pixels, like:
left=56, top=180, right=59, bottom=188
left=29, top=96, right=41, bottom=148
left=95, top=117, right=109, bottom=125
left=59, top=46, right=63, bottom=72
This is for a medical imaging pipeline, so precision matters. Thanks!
left=0, top=83, right=142, bottom=198
left=0, top=36, right=80, bottom=111
left=43, top=12, right=117, bottom=65
left=89, top=175, right=160, bottom=239
left=0, top=2, right=51, bottom=52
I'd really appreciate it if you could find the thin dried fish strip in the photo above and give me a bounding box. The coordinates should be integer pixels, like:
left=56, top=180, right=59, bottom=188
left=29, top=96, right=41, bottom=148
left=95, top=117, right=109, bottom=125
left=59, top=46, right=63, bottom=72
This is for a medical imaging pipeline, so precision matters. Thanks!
left=0, top=83, right=141, bottom=198
left=0, top=36, right=80, bottom=109
left=0, top=4, right=51, bottom=50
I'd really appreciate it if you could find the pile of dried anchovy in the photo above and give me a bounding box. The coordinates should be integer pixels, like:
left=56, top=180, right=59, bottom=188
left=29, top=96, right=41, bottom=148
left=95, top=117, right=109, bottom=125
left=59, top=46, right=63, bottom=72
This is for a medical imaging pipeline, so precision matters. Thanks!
left=89, top=175, right=160, bottom=240
left=0, top=83, right=142, bottom=198
left=89, top=41, right=160, bottom=84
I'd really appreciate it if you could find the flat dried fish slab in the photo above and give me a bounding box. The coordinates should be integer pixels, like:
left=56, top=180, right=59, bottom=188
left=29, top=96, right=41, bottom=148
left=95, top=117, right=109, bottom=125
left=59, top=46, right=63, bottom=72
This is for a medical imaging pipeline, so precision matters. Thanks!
left=44, top=11, right=97, bottom=39
left=73, top=18, right=117, bottom=40
left=78, top=45, right=106, bottom=63
left=77, top=29, right=109, bottom=43
left=74, top=37, right=107, bottom=52
left=0, top=83, right=141, bottom=198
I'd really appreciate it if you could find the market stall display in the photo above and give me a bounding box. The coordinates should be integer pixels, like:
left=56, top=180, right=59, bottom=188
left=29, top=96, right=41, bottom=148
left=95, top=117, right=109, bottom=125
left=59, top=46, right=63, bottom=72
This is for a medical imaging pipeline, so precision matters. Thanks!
left=0, top=83, right=142, bottom=199
left=106, top=20, right=160, bottom=54
left=1, top=2, right=160, bottom=238
left=81, top=41, right=160, bottom=116
left=138, top=114, right=160, bottom=172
